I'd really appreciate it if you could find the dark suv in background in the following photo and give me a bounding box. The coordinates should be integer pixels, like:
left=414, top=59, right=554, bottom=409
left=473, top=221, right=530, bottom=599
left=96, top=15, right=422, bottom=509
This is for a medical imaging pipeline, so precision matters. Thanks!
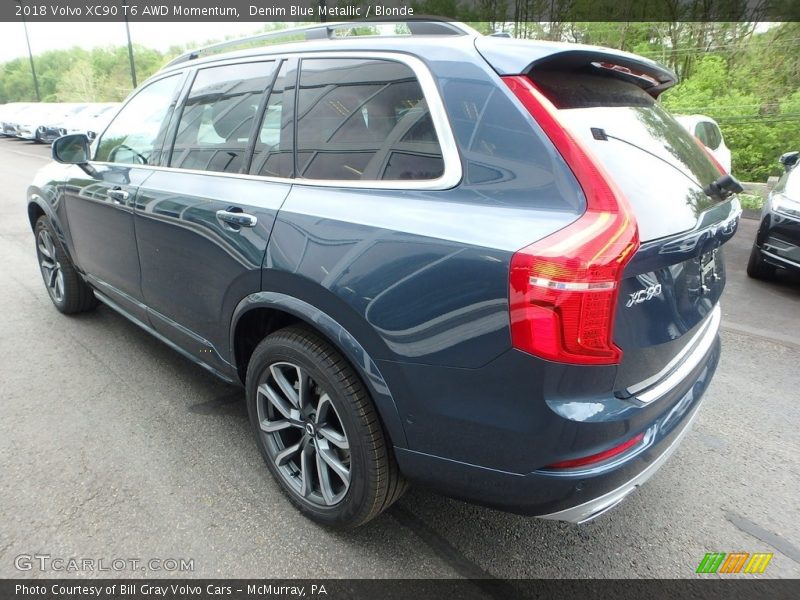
left=28, top=20, right=740, bottom=527
left=748, top=151, right=800, bottom=279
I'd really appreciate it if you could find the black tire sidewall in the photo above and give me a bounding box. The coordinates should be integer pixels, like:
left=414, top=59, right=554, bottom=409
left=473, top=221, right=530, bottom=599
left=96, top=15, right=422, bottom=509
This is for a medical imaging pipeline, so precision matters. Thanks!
left=747, top=242, right=775, bottom=279
left=245, top=331, right=373, bottom=527
left=34, top=217, right=68, bottom=311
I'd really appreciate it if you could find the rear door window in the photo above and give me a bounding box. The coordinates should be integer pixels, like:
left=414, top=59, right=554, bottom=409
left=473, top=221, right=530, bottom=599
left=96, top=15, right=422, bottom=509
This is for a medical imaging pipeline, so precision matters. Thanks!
left=169, top=61, right=277, bottom=174
left=250, top=61, right=294, bottom=178
left=294, top=58, right=444, bottom=182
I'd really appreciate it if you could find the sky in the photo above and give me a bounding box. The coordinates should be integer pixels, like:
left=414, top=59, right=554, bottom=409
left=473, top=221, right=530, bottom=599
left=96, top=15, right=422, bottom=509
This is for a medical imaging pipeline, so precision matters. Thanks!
left=0, top=21, right=273, bottom=62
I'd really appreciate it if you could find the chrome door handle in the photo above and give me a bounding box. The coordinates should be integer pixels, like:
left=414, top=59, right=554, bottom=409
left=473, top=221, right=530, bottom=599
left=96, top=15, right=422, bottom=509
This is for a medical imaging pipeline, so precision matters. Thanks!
left=216, top=209, right=257, bottom=228
left=107, top=188, right=129, bottom=204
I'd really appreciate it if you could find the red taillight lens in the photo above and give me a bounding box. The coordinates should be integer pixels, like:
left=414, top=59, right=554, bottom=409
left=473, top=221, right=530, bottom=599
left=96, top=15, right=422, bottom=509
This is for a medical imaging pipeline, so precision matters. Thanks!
left=692, top=135, right=727, bottom=174
left=545, top=432, right=645, bottom=470
left=503, top=75, right=639, bottom=365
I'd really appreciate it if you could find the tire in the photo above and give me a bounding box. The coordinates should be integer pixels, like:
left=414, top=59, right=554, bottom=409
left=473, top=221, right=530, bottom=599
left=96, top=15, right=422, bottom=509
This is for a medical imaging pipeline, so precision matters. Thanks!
left=746, top=242, right=776, bottom=280
left=34, top=215, right=98, bottom=314
left=246, top=325, right=406, bottom=528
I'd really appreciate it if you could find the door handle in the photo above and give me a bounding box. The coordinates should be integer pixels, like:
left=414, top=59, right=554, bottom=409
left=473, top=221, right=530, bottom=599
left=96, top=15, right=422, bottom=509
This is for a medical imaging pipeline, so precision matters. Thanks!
left=107, top=188, right=129, bottom=204
left=216, top=209, right=257, bottom=228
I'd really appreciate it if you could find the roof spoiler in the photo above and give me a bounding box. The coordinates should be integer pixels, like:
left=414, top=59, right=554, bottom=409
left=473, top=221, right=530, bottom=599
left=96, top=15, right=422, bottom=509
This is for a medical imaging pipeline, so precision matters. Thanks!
left=475, top=38, right=677, bottom=98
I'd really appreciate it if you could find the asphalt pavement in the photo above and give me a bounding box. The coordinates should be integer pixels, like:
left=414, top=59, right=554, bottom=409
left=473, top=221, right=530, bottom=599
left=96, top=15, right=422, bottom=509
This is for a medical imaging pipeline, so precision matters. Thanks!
left=0, top=139, right=798, bottom=579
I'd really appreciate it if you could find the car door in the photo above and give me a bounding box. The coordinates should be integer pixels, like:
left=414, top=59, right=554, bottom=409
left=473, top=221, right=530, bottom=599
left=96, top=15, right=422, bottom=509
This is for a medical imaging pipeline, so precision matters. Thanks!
left=62, top=73, right=185, bottom=322
left=134, top=59, right=293, bottom=377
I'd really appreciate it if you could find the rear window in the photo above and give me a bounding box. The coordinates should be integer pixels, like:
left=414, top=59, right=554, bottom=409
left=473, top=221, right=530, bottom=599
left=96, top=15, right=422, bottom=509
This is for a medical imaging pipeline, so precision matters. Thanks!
left=532, top=70, right=723, bottom=241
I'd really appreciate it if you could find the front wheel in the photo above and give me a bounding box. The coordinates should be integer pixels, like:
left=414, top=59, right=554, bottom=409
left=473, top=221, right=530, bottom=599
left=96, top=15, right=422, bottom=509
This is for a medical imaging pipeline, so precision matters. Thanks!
left=746, top=242, right=776, bottom=280
left=246, top=326, right=406, bottom=528
left=34, top=215, right=98, bottom=314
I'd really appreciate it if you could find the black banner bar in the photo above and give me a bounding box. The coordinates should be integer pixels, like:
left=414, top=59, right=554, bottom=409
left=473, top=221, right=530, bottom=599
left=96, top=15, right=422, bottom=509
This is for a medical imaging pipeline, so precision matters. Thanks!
left=2, top=579, right=800, bottom=600
left=2, top=0, right=799, bottom=23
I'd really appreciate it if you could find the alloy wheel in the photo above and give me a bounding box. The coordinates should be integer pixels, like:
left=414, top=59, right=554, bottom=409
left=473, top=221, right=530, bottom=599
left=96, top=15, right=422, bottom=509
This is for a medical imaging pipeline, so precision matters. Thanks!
left=256, top=361, right=351, bottom=507
left=37, top=228, right=64, bottom=303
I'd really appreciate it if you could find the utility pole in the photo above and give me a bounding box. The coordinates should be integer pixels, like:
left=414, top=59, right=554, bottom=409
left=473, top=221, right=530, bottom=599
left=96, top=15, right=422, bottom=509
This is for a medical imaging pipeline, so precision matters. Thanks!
left=16, top=0, right=41, bottom=101
left=123, top=0, right=137, bottom=88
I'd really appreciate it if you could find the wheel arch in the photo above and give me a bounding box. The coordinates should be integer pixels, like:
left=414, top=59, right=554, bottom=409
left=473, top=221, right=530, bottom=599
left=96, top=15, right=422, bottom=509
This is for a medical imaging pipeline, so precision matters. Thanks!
left=27, top=198, right=46, bottom=231
left=230, top=291, right=408, bottom=449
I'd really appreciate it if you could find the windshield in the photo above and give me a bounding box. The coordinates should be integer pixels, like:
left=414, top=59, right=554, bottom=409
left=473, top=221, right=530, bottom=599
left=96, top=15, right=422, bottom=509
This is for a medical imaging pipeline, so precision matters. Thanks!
left=783, top=167, right=800, bottom=199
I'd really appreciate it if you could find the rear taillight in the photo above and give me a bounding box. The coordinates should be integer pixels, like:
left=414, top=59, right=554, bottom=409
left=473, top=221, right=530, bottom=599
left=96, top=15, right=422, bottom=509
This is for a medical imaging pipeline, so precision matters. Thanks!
left=502, top=75, right=639, bottom=365
left=692, top=136, right=727, bottom=174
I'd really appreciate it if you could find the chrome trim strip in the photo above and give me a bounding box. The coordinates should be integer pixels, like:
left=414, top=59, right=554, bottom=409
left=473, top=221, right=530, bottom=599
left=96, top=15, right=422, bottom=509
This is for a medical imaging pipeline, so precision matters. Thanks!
left=92, top=52, right=462, bottom=192
left=634, top=304, right=721, bottom=404
left=538, top=405, right=700, bottom=524
left=627, top=304, right=722, bottom=402
left=761, top=248, right=800, bottom=269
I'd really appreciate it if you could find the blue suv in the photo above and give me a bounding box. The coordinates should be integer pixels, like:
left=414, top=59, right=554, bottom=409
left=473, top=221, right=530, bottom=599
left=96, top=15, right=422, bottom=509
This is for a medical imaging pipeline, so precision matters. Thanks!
left=27, top=21, right=740, bottom=527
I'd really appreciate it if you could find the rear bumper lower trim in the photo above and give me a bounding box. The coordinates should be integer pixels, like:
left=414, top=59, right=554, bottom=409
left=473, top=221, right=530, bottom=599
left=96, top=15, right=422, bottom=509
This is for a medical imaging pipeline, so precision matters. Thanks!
left=538, top=404, right=700, bottom=524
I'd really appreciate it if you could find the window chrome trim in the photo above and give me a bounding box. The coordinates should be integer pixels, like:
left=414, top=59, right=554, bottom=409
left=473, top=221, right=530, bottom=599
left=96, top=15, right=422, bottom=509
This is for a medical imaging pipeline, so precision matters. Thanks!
left=91, top=51, right=463, bottom=191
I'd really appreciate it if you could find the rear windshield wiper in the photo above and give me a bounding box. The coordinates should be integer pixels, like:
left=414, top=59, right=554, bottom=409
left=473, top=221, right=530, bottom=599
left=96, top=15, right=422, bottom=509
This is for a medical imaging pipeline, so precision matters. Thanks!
left=590, top=127, right=742, bottom=201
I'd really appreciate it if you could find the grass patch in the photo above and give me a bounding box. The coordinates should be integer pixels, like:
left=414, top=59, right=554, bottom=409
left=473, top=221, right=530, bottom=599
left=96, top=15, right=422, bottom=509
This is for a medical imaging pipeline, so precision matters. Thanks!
left=738, top=193, right=764, bottom=211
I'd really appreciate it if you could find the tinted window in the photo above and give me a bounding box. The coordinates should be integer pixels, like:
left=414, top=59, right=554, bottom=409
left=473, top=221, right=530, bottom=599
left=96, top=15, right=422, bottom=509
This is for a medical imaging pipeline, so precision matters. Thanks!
left=440, top=77, right=583, bottom=210
left=533, top=70, right=724, bottom=241
left=703, top=121, right=722, bottom=150
left=95, top=75, right=181, bottom=165
left=694, top=122, right=710, bottom=146
left=295, top=58, right=443, bottom=181
left=169, top=62, right=276, bottom=173
left=250, top=61, right=293, bottom=178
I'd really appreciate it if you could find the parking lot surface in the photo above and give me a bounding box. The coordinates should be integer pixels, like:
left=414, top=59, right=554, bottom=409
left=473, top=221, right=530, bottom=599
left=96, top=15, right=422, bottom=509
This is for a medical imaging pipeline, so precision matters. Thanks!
left=0, top=140, right=798, bottom=579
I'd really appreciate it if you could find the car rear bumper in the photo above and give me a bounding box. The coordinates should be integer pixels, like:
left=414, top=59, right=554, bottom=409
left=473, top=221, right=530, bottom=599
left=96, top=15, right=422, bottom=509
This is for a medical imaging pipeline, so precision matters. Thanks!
left=537, top=402, right=700, bottom=523
left=391, top=317, right=721, bottom=520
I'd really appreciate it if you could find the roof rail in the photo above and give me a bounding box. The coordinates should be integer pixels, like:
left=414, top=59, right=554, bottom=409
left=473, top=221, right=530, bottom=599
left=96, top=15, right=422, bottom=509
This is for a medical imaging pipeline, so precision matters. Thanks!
left=165, top=19, right=480, bottom=68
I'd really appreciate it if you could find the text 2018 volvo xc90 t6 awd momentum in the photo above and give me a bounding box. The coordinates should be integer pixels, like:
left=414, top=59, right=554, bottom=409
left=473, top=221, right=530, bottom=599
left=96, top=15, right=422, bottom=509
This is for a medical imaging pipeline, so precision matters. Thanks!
left=27, top=21, right=741, bottom=527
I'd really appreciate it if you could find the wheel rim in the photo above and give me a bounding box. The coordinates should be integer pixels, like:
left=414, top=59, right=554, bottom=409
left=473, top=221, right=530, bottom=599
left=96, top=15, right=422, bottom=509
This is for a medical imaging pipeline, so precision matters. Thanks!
left=37, top=229, right=64, bottom=303
left=257, top=361, right=351, bottom=507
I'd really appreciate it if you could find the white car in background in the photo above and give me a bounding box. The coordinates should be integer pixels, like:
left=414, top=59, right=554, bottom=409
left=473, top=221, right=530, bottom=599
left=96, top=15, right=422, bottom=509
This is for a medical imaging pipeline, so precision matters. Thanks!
left=57, top=103, right=120, bottom=140
left=675, top=114, right=732, bottom=173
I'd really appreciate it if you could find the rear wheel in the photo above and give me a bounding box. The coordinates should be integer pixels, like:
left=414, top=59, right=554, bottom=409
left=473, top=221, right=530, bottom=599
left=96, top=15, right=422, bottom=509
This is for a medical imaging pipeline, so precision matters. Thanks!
left=246, top=326, right=406, bottom=527
left=34, top=216, right=98, bottom=314
left=746, top=242, right=776, bottom=280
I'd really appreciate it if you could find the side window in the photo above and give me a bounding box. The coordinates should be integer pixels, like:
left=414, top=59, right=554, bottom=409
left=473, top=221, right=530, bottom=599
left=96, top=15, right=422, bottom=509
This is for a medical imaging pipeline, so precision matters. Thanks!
left=294, top=58, right=444, bottom=181
left=95, top=75, right=181, bottom=165
left=694, top=122, right=710, bottom=147
left=250, top=61, right=294, bottom=178
left=169, top=61, right=276, bottom=174
left=442, top=79, right=558, bottom=183
left=705, top=122, right=722, bottom=150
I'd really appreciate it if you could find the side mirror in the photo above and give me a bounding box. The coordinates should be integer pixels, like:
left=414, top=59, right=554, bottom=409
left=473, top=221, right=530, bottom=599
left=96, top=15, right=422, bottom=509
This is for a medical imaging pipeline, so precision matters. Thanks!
left=52, top=133, right=90, bottom=164
left=779, top=151, right=799, bottom=171
left=86, top=130, right=97, bottom=141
